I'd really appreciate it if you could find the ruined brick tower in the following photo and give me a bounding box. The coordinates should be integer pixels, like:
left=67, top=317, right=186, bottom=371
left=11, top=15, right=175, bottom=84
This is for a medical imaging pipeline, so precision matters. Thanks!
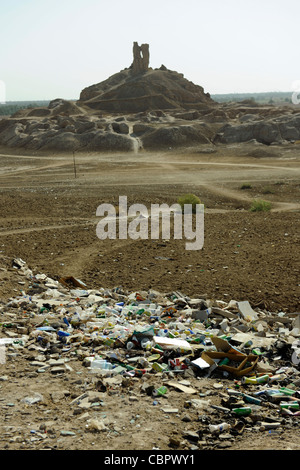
left=132, top=42, right=150, bottom=74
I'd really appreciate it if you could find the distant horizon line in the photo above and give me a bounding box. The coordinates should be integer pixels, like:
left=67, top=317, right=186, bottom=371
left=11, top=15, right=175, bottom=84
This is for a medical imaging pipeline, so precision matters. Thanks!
left=1, top=90, right=294, bottom=104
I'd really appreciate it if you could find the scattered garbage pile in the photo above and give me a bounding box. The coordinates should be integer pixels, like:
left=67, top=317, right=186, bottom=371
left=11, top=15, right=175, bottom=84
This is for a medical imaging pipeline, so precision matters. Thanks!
left=1, top=258, right=300, bottom=449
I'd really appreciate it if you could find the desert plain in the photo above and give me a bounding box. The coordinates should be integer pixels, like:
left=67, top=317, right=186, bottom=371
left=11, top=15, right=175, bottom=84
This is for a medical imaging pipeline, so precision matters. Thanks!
left=0, top=137, right=299, bottom=451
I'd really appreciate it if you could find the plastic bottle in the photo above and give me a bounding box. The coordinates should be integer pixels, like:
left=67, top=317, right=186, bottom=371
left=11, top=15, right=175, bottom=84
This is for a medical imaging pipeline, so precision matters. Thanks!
left=242, top=394, right=262, bottom=406
left=140, top=337, right=152, bottom=349
left=279, top=387, right=296, bottom=396
left=264, top=389, right=281, bottom=396
left=209, top=423, right=231, bottom=433
left=261, top=422, right=281, bottom=430
left=232, top=407, right=252, bottom=416
left=241, top=340, right=253, bottom=349
left=219, top=358, right=230, bottom=366
left=153, top=386, right=168, bottom=397
left=57, top=330, right=70, bottom=338
left=252, top=348, right=262, bottom=355
left=90, top=359, right=113, bottom=370
left=268, top=430, right=281, bottom=435
left=280, top=402, right=299, bottom=410
left=70, top=312, right=81, bottom=326
left=269, top=373, right=286, bottom=383
left=227, top=389, right=243, bottom=397
left=158, top=328, right=168, bottom=337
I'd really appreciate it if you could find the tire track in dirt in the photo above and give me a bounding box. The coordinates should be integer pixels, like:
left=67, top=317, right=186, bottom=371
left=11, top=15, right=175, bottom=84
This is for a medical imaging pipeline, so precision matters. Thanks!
left=0, top=161, right=72, bottom=177
left=0, top=220, right=95, bottom=237
left=200, top=183, right=300, bottom=212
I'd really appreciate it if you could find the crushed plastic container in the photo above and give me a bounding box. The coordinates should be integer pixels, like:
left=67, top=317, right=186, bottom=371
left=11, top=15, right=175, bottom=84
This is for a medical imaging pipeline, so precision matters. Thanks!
left=209, top=423, right=231, bottom=433
left=90, top=359, right=113, bottom=370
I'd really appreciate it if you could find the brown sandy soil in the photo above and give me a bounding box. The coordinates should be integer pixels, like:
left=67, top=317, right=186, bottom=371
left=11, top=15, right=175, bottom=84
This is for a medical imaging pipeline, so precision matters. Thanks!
left=0, top=142, right=299, bottom=451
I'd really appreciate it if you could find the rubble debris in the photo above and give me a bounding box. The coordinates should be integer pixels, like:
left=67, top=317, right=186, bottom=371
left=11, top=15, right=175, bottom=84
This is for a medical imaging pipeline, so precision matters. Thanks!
left=0, top=258, right=300, bottom=450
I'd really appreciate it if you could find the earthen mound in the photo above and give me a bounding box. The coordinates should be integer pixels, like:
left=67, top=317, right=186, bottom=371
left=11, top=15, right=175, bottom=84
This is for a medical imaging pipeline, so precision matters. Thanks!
left=78, top=67, right=214, bottom=114
left=2, top=42, right=300, bottom=152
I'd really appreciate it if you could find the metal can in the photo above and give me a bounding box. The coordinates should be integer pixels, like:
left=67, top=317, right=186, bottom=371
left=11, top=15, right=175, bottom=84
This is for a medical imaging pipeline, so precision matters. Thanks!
left=242, top=375, right=269, bottom=384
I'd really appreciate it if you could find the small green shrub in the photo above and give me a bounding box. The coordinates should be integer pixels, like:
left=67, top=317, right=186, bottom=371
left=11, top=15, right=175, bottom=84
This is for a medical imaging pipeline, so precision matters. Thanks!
left=262, top=186, right=274, bottom=194
left=249, top=199, right=272, bottom=212
left=177, top=193, right=201, bottom=213
left=240, top=183, right=252, bottom=190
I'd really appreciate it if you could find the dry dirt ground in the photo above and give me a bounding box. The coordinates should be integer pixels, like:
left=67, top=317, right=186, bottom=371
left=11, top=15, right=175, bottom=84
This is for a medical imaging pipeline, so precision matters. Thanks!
left=0, top=141, right=299, bottom=453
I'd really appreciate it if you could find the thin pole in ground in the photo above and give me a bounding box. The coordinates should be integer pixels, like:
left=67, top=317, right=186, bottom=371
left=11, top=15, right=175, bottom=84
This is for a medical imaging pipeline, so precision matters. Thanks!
left=73, top=151, right=77, bottom=179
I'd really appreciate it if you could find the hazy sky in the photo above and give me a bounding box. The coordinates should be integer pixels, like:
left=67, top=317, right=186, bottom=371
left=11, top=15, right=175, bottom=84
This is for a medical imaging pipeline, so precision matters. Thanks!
left=1, top=0, right=299, bottom=101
